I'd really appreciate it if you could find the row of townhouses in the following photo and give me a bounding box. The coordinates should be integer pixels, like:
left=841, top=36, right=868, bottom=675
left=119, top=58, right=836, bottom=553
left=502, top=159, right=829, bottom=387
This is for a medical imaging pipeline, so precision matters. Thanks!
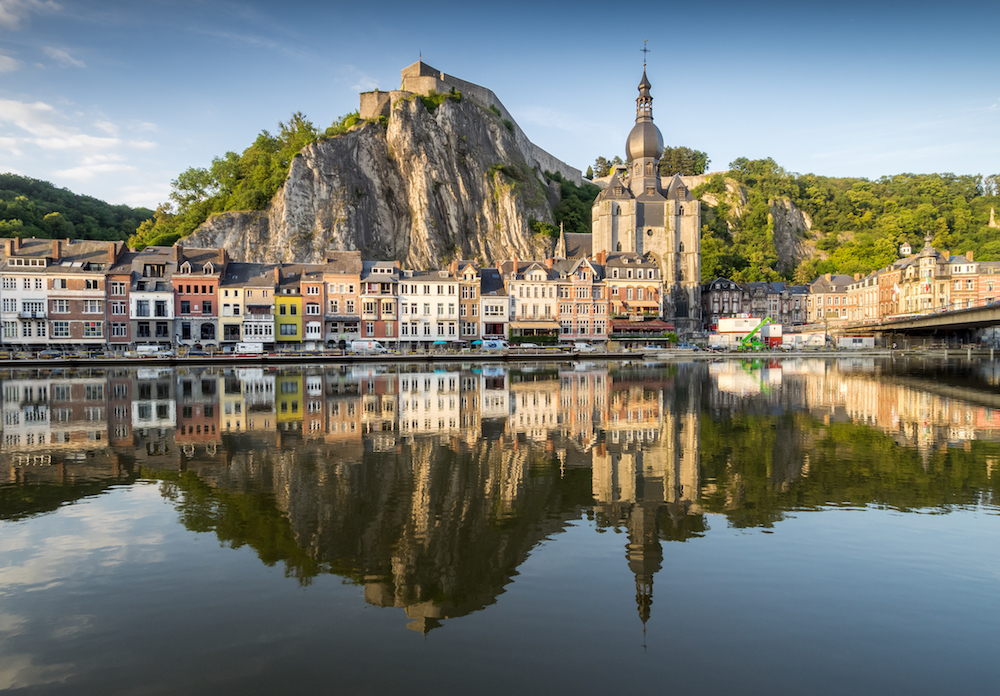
left=0, top=238, right=676, bottom=351
left=702, top=237, right=1000, bottom=331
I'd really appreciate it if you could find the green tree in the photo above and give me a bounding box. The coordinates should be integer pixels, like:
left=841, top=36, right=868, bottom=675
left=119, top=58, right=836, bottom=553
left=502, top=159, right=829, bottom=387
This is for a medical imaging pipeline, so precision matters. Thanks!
left=658, top=146, right=710, bottom=176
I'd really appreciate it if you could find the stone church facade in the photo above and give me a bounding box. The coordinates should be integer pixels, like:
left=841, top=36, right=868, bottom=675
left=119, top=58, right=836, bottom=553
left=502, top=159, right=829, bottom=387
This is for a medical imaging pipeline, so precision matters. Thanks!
left=590, top=70, right=702, bottom=333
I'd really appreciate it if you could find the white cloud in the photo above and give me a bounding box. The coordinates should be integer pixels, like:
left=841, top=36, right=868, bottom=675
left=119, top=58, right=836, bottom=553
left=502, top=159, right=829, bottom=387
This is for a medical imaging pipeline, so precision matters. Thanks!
left=117, top=184, right=171, bottom=208
left=0, top=51, right=18, bottom=72
left=0, top=0, right=60, bottom=30
left=93, top=120, right=118, bottom=137
left=352, top=75, right=378, bottom=92
left=54, top=162, right=137, bottom=181
left=42, top=46, right=84, bottom=68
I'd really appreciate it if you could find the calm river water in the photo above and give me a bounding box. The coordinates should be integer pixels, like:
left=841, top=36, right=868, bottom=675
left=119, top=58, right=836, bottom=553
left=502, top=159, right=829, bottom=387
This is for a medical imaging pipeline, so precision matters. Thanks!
left=0, top=357, right=997, bottom=695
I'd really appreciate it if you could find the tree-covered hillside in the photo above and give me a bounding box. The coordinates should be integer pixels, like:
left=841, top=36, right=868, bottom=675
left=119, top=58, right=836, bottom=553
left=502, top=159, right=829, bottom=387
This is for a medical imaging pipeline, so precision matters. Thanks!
left=0, top=174, right=153, bottom=241
left=699, top=158, right=1000, bottom=284
left=128, top=111, right=364, bottom=249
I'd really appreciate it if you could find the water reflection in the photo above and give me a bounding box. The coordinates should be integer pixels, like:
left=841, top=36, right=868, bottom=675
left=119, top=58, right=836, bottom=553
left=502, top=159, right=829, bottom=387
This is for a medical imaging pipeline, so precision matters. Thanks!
left=1, top=358, right=998, bottom=631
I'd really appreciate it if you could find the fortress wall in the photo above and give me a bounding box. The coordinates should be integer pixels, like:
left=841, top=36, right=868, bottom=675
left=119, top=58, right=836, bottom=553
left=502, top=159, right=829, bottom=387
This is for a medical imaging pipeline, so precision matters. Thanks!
left=359, top=91, right=392, bottom=120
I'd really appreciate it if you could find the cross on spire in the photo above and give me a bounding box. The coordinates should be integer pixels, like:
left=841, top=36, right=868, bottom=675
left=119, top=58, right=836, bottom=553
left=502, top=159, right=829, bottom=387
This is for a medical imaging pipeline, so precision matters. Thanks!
left=640, top=39, right=650, bottom=67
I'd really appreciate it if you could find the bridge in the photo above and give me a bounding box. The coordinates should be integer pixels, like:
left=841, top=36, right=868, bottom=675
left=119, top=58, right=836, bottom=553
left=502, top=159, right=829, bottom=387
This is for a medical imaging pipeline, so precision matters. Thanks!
left=836, top=301, right=1000, bottom=342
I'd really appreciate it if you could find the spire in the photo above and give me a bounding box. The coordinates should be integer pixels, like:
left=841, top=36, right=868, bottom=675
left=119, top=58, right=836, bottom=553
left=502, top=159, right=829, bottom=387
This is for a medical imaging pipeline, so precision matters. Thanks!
left=637, top=40, right=652, bottom=122
left=636, top=69, right=653, bottom=122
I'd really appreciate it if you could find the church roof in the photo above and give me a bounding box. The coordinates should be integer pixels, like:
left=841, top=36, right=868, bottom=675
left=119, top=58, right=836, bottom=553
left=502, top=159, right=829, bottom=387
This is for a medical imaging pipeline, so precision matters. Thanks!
left=661, top=174, right=692, bottom=201
left=595, top=170, right=633, bottom=203
left=561, top=233, right=593, bottom=260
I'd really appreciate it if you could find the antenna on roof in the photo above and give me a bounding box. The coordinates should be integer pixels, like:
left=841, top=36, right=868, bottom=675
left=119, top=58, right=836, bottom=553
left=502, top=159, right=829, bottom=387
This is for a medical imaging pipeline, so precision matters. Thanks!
left=640, top=39, right=649, bottom=67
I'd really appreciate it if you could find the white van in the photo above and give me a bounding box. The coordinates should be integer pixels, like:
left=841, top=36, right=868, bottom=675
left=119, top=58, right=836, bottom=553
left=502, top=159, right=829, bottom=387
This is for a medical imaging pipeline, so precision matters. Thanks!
left=573, top=342, right=597, bottom=352
left=350, top=340, right=388, bottom=354
left=481, top=340, right=509, bottom=351
left=235, top=342, right=264, bottom=354
left=134, top=344, right=174, bottom=358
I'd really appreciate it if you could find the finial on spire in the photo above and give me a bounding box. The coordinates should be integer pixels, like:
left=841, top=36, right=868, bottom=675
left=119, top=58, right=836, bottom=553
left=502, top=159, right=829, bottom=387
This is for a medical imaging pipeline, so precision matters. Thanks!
left=640, top=39, right=650, bottom=67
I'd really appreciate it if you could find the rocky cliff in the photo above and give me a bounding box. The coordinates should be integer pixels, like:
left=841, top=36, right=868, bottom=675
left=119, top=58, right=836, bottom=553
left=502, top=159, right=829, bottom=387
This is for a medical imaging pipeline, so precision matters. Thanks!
left=697, top=174, right=813, bottom=275
left=185, top=96, right=556, bottom=268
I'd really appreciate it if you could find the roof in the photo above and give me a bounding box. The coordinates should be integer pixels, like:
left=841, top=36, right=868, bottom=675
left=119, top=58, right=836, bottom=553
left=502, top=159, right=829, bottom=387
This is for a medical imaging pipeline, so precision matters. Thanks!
left=611, top=320, right=674, bottom=331
left=480, top=268, right=507, bottom=296
left=324, top=250, right=362, bottom=275
left=561, top=233, right=593, bottom=260
left=810, top=273, right=855, bottom=293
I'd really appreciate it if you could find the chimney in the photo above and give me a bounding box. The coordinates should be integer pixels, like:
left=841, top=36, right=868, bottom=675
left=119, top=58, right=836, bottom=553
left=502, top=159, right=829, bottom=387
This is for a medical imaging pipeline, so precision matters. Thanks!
left=825, top=273, right=832, bottom=282
left=173, top=243, right=182, bottom=265
left=854, top=273, right=861, bottom=281
left=512, top=255, right=519, bottom=273
left=220, top=247, right=228, bottom=265
left=942, top=250, right=950, bottom=261
left=14, top=237, right=21, bottom=251
left=273, top=266, right=281, bottom=284
left=449, top=259, right=458, bottom=275
left=3, top=239, right=11, bottom=256
left=967, top=251, right=974, bottom=262
left=596, top=250, right=607, bottom=265
left=51, top=240, right=60, bottom=260
left=545, top=257, right=553, bottom=270
left=108, top=242, right=117, bottom=264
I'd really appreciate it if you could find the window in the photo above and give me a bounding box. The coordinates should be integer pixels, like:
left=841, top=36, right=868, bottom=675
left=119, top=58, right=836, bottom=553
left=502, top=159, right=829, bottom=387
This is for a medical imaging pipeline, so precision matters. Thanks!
left=52, top=321, right=69, bottom=338
left=82, top=299, right=102, bottom=314
left=365, top=321, right=374, bottom=334
left=1, top=298, right=13, bottom=312
left=155, top=322, right=168, bottom=338
left=181, top=301, right=190, bottom=314
left=112, top=323, right=127, bottom=337
left=290, top=305, right=297, bottom=315
left=1, top=277, right=14, bottom=290
left=111, top=301, right=126, bottom=315
left=279, top=323, right=297, bottom=336
left=306, top=303, right=320, bottom=315
left=155, top=301, right=167, bottom=317
left=203, top=301, right=212, bottom=314
left=136, top=300, right=150, bottom=317
left=181, top=322, right=191, bottom=340
left=306, top=286, right=319, bottom=295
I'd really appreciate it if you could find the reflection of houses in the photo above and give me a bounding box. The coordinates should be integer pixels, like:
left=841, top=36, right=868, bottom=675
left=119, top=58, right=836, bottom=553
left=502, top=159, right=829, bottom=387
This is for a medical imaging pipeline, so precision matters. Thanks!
left=2, top=375, right=109, bottom=452
left=558, top=365, right=608, bottom=449
left=175, top=368, right=221, bottom=455
left=508, top=374, right=560, bottom=442
left=399, top=370, right=460, bottom=436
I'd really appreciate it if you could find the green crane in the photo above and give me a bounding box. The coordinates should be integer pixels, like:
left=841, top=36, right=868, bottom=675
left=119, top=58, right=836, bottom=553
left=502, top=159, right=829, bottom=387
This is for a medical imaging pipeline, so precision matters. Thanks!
left=738, top=317, right=774, bottom=351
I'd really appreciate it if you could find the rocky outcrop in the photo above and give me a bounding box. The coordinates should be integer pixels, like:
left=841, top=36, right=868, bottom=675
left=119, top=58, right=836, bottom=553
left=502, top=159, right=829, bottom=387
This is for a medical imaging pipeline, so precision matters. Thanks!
left=696, top=174, right=813, bottom=274
left=770, top=198, right=813, bottom=275
left=185, top=97, right=556, bottom=268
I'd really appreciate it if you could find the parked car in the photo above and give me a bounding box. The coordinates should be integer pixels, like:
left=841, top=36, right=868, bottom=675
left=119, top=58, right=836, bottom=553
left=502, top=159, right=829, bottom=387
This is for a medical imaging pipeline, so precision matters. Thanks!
left=37, top=349, right=62, bottom=359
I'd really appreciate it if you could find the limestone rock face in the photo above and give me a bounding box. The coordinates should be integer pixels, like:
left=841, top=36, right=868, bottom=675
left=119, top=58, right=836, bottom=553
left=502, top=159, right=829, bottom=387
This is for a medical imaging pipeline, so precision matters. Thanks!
left=770, top=198, right=813, bottom=275
left=185, top=98, right=555, bottom=267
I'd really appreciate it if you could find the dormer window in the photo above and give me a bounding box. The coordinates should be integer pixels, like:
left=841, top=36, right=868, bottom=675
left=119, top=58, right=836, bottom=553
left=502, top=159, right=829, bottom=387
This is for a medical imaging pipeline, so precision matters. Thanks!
left=180, top=262, right=192, bottom=273
left=204, top=262, right=215, bottom=274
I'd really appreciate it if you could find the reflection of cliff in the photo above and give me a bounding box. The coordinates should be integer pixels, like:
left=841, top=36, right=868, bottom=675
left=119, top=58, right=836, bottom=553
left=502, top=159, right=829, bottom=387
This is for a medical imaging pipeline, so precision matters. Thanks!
left=161, top=431, right=591, bottom=632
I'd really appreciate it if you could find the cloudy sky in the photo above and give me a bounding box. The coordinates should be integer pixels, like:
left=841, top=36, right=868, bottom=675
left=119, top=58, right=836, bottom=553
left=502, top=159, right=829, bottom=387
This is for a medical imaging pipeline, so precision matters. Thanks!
left=0, top=0, right=997, bottom=208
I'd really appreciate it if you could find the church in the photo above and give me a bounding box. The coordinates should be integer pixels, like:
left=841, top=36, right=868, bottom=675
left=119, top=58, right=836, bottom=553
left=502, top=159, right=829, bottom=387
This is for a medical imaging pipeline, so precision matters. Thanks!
left=589, top=69, right=702, bottom=333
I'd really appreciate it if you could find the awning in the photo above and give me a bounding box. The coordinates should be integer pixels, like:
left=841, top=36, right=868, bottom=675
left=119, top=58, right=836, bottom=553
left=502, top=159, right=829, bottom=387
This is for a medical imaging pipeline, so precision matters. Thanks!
left=611, top=320, right=674, bottom=331
left=510, top=321, right=560, bottom=330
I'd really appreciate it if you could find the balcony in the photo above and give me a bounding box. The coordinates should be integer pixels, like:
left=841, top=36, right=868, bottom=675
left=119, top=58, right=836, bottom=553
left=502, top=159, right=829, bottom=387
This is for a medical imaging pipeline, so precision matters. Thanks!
left=19, top=310, right=47, bottom=319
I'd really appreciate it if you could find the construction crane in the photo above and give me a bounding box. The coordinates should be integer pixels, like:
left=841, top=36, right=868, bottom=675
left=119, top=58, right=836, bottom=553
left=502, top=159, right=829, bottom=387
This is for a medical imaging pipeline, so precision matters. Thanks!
left=738, top=317, right=773, bottom=351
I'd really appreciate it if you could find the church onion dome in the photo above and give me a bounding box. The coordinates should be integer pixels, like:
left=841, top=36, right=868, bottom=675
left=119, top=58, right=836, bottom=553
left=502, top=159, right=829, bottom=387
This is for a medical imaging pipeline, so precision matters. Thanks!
left=627, top=121, right=664, bottom=162
left=626, top=69, right=663, bottom=162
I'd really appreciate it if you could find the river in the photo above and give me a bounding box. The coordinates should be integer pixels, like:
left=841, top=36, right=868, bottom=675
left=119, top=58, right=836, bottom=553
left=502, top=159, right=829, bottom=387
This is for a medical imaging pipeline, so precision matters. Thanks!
left=0, top=357, right=997, bottom=694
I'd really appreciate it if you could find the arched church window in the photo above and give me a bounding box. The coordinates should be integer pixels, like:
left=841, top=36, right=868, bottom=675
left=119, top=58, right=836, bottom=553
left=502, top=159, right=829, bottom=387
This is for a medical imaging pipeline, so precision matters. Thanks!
left=679, top=206, right=684, bottom=215
left=679, top=242, right=684, bottom=253
left=616, top=242, right=622, bottom=252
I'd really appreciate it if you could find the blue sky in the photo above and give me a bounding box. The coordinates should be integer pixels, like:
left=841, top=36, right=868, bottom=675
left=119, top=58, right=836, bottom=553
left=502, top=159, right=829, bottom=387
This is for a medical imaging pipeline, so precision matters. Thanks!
left=1, top=0, right=997, bottom=208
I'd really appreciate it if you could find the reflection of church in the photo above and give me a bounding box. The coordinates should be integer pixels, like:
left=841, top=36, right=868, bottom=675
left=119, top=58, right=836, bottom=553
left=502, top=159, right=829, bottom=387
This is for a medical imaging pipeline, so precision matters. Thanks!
left=592, top=371, right=702, bottom=626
